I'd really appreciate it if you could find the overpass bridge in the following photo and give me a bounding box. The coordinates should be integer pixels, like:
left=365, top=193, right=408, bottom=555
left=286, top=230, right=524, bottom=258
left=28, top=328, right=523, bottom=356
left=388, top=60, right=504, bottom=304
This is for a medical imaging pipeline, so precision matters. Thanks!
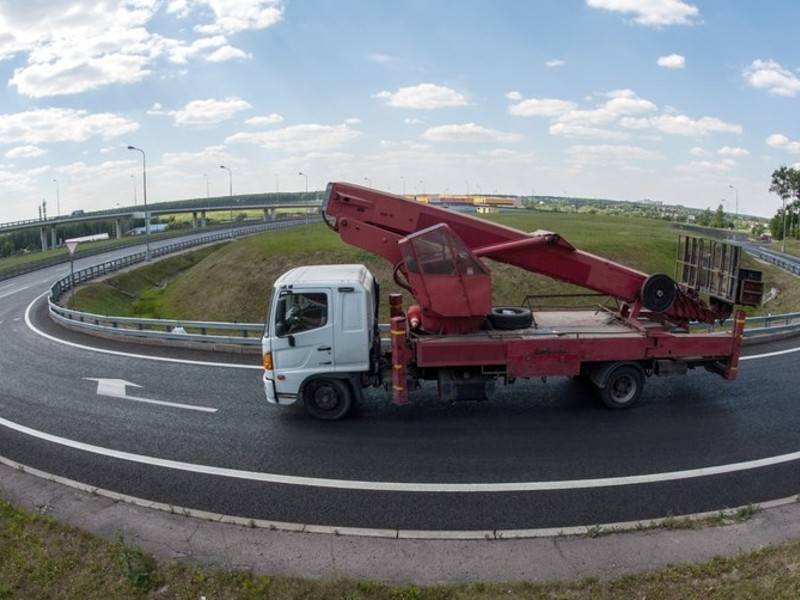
left=0, top=191, right=323, bottom=251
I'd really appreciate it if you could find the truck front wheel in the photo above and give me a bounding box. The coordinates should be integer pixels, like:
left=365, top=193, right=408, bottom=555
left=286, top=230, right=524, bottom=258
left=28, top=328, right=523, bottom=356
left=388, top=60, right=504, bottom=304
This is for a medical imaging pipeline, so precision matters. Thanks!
left=598, top=365, right=644, bottom=409
left=302, top=378, right=353, bottom=420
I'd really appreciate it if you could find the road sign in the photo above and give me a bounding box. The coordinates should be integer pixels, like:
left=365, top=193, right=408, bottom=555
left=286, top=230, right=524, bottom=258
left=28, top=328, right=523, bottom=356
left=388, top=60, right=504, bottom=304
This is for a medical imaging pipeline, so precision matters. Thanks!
left=66, top=240, right=79, bottom=255
left=83, top=378, right=218, bottom=413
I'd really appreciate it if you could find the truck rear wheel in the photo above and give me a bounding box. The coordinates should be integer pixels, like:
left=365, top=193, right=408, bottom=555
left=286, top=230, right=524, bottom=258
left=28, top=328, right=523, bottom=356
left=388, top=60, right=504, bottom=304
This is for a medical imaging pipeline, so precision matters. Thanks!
left=303, top=378, right=353, bottom=420
left=598, top=365, right=644, bottom=409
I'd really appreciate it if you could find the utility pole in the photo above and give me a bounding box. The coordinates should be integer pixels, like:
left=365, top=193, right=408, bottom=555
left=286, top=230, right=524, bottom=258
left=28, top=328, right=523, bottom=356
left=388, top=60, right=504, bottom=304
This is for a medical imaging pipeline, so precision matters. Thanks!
left=298, top=171, right=308, bottom=192
left=52, top=178, right=60, bottom=217
left=127, top=145, right=150, bottom=260
left=203, top=173, right=210, bottom=198
left=220, top=165, right=234, bottom=235
left=130, top=174, right=137, bottom=206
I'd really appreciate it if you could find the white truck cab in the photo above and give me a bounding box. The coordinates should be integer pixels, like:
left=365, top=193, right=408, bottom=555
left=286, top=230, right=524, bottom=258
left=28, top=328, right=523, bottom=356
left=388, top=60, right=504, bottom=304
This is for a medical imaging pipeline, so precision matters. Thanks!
left=262, top=264, right=379, bottom=419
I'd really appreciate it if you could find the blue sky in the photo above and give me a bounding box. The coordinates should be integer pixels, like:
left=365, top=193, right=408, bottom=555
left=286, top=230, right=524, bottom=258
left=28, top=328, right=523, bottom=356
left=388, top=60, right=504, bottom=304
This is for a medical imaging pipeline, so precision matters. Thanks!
left=0, top=0, right=798, bottom=221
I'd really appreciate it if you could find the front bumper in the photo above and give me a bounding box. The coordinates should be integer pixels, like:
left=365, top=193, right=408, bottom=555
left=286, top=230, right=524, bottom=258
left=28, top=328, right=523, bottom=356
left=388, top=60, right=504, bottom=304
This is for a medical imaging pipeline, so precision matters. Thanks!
left=262, top=373, right=298, bottom=406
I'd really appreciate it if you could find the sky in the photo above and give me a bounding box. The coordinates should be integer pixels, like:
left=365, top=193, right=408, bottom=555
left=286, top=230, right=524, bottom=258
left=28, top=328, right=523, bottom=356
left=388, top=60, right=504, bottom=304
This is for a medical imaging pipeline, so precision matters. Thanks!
left=0, top=0, right=798, bottom=222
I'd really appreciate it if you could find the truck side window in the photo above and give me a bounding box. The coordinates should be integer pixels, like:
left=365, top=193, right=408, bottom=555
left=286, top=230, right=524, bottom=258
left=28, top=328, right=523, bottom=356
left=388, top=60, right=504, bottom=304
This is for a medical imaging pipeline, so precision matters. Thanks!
left=275, top=292, right=328, bottom=335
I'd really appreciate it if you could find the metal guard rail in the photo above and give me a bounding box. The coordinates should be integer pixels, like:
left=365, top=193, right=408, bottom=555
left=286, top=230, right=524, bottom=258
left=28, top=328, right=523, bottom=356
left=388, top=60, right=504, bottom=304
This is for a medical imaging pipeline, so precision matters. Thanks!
left=48, top=217, right=321, bottom=347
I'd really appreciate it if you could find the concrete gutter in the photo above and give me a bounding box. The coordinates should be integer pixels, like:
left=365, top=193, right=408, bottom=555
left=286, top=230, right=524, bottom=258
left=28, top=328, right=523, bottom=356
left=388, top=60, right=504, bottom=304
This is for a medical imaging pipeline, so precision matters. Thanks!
left=2, top=459, right=799, bottom=585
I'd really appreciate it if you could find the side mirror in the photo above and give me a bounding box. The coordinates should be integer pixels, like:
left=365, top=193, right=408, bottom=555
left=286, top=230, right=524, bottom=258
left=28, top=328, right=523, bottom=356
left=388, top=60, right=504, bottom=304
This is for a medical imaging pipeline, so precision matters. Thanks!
left=275, top=321, right=287, bottom=337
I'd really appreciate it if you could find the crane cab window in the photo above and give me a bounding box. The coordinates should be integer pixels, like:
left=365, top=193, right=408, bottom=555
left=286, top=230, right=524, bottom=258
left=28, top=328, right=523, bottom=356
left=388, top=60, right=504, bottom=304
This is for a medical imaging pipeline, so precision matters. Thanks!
left=274, top=292, right=328, bottom=336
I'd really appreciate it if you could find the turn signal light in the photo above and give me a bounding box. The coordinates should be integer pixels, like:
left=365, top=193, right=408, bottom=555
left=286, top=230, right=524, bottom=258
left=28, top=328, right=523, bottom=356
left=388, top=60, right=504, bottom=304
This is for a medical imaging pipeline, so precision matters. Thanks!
left=262, top=352, right=273, bottom=370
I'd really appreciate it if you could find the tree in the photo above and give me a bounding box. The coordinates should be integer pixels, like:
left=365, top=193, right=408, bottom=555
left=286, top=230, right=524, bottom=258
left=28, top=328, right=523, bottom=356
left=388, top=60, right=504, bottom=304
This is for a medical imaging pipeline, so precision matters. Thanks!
left=696, top=207, right=712, bottom=226
left=711, top=204, right=726, bottom=228
left=770, top=166, right=796, bottom=243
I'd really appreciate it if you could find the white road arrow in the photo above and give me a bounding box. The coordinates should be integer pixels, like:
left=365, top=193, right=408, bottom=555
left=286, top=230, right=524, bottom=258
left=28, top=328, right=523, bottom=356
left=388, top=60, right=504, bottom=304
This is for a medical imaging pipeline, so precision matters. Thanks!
left=83, top=378, right=218, bottom=413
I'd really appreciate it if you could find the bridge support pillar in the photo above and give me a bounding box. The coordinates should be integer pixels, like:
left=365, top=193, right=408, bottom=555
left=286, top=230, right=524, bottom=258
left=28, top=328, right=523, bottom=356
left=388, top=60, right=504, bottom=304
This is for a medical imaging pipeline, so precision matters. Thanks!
left=192, top=212, right=198, bottom=229
left=200, top=211, right=207, bottom=227
left=115, top=219, right=123, bottom=239
left=50, top=226, right=58, bottom=249
left=40, top=227, right=49, bottom=252
left=268, top=207, right=276, bottom=221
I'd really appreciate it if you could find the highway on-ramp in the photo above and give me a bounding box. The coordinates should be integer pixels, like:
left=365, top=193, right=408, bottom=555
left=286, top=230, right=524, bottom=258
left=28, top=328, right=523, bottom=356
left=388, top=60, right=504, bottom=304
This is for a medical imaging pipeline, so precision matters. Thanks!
left=2, top=229, right=800, bottom=533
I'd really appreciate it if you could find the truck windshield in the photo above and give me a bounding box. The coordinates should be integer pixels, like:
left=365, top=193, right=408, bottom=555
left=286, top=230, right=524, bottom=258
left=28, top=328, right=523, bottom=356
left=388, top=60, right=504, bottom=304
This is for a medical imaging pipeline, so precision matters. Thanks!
left=274, top=292, right=328, bottom=336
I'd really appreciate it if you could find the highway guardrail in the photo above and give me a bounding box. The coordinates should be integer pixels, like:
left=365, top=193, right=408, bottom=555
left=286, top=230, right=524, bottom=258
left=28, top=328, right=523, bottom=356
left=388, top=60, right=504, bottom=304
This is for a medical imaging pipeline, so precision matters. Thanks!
left=47, top=217, right=321, bottom=352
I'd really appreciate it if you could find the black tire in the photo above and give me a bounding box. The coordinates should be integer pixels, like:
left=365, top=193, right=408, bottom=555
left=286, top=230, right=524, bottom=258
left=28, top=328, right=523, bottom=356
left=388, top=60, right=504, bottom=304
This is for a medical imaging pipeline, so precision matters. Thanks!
left=640, top=273, right=677, bottom=313
left=302, top=378, right=353, bottom=420
left=598, top=365, right=644, bottom=409
left=488, top=306, right=533, bottom=330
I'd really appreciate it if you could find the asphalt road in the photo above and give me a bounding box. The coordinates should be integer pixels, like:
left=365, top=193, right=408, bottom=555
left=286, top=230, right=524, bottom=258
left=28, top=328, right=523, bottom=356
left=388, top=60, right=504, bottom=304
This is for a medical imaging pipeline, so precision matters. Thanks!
left=2, top=229, right=800, bottom=531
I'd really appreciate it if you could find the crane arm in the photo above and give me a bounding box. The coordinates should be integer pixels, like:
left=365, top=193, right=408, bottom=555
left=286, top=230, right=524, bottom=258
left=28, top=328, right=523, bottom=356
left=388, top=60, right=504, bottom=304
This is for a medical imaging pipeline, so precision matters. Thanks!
left=322, top=182, right=722, bottom=325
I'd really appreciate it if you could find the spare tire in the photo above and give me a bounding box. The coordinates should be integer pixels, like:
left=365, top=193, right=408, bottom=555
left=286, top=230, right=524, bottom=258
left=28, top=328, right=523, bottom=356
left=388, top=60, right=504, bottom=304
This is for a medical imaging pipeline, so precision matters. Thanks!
left=488, top=306, right=533, bottom=330
left=640, top=273, right=677, bottom=313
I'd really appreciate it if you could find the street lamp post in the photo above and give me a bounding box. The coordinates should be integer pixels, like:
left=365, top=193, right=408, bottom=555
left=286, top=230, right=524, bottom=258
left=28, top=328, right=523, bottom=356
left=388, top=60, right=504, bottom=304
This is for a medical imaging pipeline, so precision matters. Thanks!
left=52, top=178, right=60, bottom=217
left=363, top=176, right=371, bottom=187
left=220, top=165, right=233, bottom=235
left=401, top=176, right=405, bottom=196
left=127, top=145, right=150, bottom=260
left=728, top=184, right=739, bottom=237
left=203, top=173, right=210, bottom=198
left=298, top=171, right=308, bottom=192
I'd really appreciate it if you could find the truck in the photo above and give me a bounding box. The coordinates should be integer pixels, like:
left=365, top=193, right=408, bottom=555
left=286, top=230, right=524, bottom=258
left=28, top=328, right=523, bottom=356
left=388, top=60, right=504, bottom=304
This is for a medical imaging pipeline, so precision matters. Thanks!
left=261, top=182, right=763, bottom=420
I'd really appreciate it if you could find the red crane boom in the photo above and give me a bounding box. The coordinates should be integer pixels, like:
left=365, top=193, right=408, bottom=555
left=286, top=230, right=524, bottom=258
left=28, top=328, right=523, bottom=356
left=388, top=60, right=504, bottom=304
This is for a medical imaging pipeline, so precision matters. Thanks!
left=322, top=183, right=724, bottom=332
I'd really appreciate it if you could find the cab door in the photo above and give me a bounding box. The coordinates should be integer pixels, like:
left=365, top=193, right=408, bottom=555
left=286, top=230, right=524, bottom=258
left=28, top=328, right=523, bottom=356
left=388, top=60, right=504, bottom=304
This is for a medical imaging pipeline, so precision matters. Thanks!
left=270, top=289, right=334, bottom=400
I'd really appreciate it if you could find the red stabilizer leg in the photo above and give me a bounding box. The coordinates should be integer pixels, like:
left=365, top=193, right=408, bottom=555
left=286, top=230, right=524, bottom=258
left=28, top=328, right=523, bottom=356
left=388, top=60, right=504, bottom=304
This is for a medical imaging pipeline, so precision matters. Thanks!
left=390, top=315, right=410, bottom=405
left=725, top=310, right=746, bottom=380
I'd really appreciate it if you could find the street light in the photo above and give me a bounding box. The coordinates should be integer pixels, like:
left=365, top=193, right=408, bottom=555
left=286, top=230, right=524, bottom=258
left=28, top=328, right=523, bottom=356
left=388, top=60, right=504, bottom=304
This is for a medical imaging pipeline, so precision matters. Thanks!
left=52, top=178, right=60, bottom=217
left=728, top=184, right=739, bottom=236
left=127, top=145, right=150, bottom=260
left=400, top=176, right=405, bottom=195
left=203, top=173, right=210, bottom=198
left=219, top=165, right=233, bottom=233
left=363, top=176, right=371, bottom=187
left=298, top=171, right=308, bottom=192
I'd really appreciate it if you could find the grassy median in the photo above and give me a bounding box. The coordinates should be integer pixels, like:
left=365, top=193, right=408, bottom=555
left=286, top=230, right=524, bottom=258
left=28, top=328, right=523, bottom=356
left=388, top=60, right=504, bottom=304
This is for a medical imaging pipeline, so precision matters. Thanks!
left=1, top=496, right=800, bottom=598
left=70, top=213, right=800, bottom=323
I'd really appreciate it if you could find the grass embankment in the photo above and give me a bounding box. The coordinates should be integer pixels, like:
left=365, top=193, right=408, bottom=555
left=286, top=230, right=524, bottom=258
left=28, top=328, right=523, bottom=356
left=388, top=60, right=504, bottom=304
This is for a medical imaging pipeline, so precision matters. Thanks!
left=2, top=496, right=800, bottom=598
left=71, top=213, right=800, bottom=322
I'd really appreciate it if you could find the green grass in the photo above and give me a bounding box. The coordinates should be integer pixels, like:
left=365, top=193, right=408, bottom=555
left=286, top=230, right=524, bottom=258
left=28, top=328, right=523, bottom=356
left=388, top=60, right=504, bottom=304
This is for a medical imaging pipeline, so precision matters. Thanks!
left=2, top=496, right=800, bottom=598
left=71, top=213, right=800, bottom=323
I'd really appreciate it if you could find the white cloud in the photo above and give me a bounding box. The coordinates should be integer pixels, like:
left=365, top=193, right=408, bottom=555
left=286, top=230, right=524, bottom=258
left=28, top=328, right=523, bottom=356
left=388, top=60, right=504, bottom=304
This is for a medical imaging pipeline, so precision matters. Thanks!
left=508, top=98, right=578, bottom=117
left=689, top=146, right=708, bottom=157
left=767, top=133, right=800, bottom=154
left=657, top=54, right=686, bottom=69
left=159, top=144, right=235, bottom=167
left=744, top=59, right=800, bottom=97
left=566, top=144, right=660, bottom=169
left=206, top=45, right=252, bottom=62
left=586, top=0, right=701, bottom=27
left=368, top=53, right=393, bottom=63
left=505, top=90, right=523, bottom=101
left=245, top=113, right=284, bottom=126
left=421, top=123, right=522, bottom=144
left=225, top=123, right=361, bottom=153
left=172, top=97, right=252, bottom=126
left=549, top=123, right=629, bottom=140
left=181, top=0, right=284, bottom=35
left=647, top=114, right=742, bottom=136
left=56, top=159, right=137, bottom=179
left=545, top=59, right=565, bottom=68
left=404, top=117, right=424, bottom=125
left=5, top=145, right=47, bottom=159
left=345, top=117, right=361, bottom=125
left=374, top=83, right=467, bottom=109
left=675, top=159, right=735, bottom=174
left=0, top=2, right=280, bottom=98
left=717, top=146, right=749, bottom=157
left=0, top=108, right=139, bottom=144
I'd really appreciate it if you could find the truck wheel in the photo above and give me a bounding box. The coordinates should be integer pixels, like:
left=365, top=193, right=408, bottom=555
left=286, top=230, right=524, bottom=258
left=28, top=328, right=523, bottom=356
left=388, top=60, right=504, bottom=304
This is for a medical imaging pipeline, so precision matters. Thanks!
left=599, top=365, right=644, bottom=409
left=488, top=306, right=533, bottom=330
left=303, top=379, right=353, bottom=420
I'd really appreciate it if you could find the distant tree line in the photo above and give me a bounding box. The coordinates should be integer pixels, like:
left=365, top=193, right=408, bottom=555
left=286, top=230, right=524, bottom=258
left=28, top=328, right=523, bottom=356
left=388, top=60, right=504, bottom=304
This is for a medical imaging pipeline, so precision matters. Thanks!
left=694, top=204, right=733, bottom=229
left=768, top=166, right=800, bottom=241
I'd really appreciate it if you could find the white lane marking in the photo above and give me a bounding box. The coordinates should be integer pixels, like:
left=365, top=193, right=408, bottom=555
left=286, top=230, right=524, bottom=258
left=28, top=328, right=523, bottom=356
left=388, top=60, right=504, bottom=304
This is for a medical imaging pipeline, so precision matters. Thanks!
left=0, top=285, right=30, bottom=299
left=1, top=413, right=800, bottom=493
left=84, top=378, right=218, bottom=413
left=2, top=454, right=797, bottom=540
left=24, top=292, right=260, bottom=371
left=0, top=283, right=17, bottom=292
left=741, top=346, right=800, bottom=361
